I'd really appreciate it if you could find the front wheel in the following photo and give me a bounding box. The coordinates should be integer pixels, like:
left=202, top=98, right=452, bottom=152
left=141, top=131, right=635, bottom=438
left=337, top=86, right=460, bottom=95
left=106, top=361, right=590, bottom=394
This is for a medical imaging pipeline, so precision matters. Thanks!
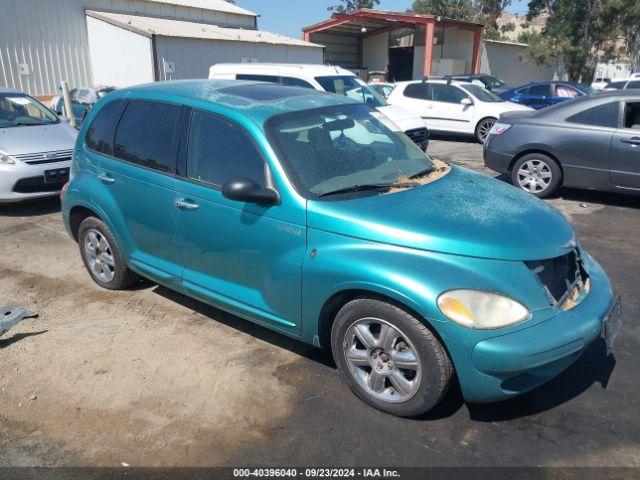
left=475, top=117, right=496, bottom=144
left=511, top=153, right=562, bottom=198
left=331, top=298, right=453, bottom=417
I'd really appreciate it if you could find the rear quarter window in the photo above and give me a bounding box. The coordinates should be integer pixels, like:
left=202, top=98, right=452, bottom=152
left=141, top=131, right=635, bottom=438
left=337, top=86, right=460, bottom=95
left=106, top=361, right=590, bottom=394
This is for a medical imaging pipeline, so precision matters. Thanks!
left=566, top=102, right=619, bottom=128
left=85, top=99, right=125, bottom=155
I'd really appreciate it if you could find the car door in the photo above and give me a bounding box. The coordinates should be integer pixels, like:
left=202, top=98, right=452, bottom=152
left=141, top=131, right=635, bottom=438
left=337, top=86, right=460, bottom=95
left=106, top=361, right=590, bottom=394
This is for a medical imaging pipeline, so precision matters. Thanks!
left=94, top=99, right=185, bottom=284
left=428, top=84, right=475, bottom=133
left=393, top=83, right=443, bottom=129
left=174, top=109, right=305, bottom=334
left=611, top=101, right=640, bottom=189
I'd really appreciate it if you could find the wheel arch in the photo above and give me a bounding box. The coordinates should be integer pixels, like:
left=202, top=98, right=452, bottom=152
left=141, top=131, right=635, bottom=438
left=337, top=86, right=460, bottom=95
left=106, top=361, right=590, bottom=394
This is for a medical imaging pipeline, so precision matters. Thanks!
left=317, top=288, right=448, bottom=356
left=69, top=205, right=103, bottom=241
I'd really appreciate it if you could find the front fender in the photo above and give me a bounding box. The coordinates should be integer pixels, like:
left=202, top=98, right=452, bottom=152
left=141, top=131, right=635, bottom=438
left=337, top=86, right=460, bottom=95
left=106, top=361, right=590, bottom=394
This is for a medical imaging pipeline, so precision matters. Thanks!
left=300, top=228, right=554, bottom=360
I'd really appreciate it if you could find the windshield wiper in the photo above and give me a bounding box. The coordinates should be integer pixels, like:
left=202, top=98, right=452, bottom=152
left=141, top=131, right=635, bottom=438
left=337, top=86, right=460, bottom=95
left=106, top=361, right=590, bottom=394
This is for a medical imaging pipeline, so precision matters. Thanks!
left=317, top=182, right=416, bottom=198
left=409, top=167, right=435, bottom=179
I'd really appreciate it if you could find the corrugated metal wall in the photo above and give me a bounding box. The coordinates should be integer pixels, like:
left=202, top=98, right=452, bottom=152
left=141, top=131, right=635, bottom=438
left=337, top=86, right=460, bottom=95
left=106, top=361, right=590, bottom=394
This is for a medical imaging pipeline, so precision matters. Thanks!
left=154, top=37, right=325, bottom=81
left=0, top=0, right=255, bottom=95
left=309, top=32, right=358, bottom=69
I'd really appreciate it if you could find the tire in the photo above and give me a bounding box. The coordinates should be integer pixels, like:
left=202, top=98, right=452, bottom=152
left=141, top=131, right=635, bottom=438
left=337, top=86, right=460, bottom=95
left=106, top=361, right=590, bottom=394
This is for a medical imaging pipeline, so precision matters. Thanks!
left=331, top=298, right=453, bottom=417
left=475, top=117, right=496, bottom=144
left=510, top=153, right=562, bottom=198
left=78, top=217, right=138, bottom=290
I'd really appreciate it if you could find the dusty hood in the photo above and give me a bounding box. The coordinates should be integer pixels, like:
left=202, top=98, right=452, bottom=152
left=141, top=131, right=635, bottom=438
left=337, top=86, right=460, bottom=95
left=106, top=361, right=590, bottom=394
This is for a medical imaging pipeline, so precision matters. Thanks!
left=307, top=166, right=576, bottom=261
left=0, top=122, right=77, bottom=155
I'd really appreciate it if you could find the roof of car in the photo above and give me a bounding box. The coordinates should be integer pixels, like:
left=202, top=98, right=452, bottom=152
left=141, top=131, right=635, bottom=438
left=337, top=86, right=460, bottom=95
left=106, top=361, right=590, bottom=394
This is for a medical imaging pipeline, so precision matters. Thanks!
left=396, top=79, right=474, bottom=86
left=209, top=63, right=355, bottom=78
left=0, top=86, right=20, bottom=94
left=102, top=80, right=360, bottom=126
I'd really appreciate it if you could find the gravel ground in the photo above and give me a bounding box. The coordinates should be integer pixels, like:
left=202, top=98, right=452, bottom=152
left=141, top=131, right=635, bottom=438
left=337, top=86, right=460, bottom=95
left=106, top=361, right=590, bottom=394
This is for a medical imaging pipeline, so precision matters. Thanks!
left=0, top=138, right=638, bottom=468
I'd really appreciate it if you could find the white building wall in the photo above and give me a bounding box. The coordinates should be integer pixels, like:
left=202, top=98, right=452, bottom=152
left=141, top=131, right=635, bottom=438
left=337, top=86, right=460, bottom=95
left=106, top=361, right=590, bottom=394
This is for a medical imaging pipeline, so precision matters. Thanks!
left=86, top=16, right=154, bottom=88
left=154, top=37, right=324, bottom=81
left=479, top=40, right=565, bottom=85
left=362, top=32, right=388, bottom=72
left=0, top=0, right=255, bottom=95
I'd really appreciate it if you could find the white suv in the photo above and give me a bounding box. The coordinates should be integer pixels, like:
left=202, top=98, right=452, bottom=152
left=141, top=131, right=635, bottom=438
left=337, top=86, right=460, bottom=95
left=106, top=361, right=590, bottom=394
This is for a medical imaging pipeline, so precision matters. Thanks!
left=209, top=64, right=429, bottom=150
left=387, top=79, right=532, bottom=143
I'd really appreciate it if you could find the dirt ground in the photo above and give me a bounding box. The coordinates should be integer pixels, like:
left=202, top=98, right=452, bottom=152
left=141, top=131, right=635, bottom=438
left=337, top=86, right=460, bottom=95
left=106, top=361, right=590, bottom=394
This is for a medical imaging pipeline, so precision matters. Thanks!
left=1, top=139, right=639, bottom=467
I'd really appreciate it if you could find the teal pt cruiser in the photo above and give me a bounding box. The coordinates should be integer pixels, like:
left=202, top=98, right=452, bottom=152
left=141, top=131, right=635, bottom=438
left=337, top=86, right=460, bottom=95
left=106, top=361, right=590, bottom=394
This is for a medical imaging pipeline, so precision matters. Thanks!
left=61, top=81, right=622, bottom=417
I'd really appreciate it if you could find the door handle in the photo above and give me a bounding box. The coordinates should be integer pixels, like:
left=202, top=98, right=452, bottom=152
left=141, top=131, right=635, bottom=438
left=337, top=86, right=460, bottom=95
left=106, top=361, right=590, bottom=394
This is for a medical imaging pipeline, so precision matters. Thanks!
left=620, top=137, right=640, bottom=146
left=175, top=198, right=199, bottom=210
left=97, top=173, right=115, bottom=184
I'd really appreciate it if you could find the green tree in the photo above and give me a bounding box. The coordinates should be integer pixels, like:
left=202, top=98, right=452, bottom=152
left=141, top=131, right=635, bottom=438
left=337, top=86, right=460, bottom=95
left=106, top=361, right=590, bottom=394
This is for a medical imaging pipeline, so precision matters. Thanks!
left=607, top=0, right=640, bottom=71
left=328, top=0, right=380, bottom=13
left=476, top=0, right=512, bottom=39
left=526, top=0, right=617, bottom=82
left=410, top=0, right=477, bottom=21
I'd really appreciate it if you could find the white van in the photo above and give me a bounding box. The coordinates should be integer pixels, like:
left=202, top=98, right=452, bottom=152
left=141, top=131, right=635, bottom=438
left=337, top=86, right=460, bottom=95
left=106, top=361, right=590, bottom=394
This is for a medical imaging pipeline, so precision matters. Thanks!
left=209, top=64, right=429, bottom=150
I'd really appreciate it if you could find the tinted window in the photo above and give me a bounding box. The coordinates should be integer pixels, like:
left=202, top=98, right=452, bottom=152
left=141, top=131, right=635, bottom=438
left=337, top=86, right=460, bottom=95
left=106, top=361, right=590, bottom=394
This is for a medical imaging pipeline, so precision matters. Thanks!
left=404, top=83, right=431, bottom=100
left=566, top=102, right=619, bottom=128
left=515, top=87, right=529, bottom=95
left=281, top=77, right=314, bottom=89
left=315, top=76, right=386, bottom=107
left=85, top=100, right=124, bottom=155
left=113, top=101, right=181, bottom=173
left=187, top=111, right=264, bottom=187
left=432, top=84, right=467, bottom=103
left=236, top=74, right=280, bottom=83
left=529, top=84, right=550, bottom=96
left=606, top=81, right=627, bottom=89
left=627, top=80, right=640, bottom=89
left=624, top=103, right=640, bottom=129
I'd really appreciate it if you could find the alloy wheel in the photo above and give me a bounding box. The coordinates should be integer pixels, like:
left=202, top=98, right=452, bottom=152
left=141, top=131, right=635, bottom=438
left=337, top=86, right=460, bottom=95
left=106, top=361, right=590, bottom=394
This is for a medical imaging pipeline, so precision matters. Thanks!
left=343, top=318, right=421, bottom=403
left=84, top=228, right=115, bottom=283
left=517, top=159, right=552, bottom=193
left=477, top=118, right=495, bottom=143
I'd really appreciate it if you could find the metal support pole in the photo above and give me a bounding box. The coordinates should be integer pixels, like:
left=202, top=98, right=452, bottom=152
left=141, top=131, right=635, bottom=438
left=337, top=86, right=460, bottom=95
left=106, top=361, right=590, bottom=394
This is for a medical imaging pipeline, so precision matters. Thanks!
left=61, top=81, right=76, bottom=129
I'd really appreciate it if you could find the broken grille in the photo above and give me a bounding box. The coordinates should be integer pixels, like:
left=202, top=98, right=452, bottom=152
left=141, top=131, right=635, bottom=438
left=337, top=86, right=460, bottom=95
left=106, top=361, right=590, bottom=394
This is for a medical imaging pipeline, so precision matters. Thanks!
left=525, top=250, right=589, bottom=308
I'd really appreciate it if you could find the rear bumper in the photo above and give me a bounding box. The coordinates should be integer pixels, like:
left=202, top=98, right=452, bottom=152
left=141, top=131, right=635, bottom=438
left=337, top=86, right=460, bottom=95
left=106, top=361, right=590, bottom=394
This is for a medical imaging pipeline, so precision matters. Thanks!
left=483, top=140, right=513, bottom=174
left=457, top=257, right=613, bottom=403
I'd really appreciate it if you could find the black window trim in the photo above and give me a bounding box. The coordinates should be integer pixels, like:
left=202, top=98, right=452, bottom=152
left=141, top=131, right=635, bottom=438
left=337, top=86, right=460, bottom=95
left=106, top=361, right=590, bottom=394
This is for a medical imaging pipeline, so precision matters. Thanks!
left=89, top=98, right=185, bottom=178
left=182, top=107, right=278, bottom=194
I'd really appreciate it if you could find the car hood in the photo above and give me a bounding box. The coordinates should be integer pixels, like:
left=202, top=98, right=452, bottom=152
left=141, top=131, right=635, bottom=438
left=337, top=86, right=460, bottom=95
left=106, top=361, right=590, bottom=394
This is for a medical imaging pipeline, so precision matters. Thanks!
left=307, top=166, right=576, bottom=261
left=376, top=105, right=425, bottom=130
left=0, top=122, right=77, bottom=155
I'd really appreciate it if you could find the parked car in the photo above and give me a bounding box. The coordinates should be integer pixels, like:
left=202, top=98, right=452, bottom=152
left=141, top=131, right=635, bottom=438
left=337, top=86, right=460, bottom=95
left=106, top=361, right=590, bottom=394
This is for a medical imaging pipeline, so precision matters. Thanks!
left=591, top=77, right=612, bottom=91
left=449, top=74, right=506, bottom=92
left=61, top=80, right=619, bottom=417
left=209, top=64, right=429, bottom=150
left=484, top=90, right=640, bottom=198
left=368, top=82, right=396, bottom=99
left=0, top=87, right=77, bottom=203
left=51, top=85, right=116, bottom=125
left=386, top=79, right=531, bottom=143
left=498, top=81, right=594, bottom=110
left=602, top=78, right=640, bottom=91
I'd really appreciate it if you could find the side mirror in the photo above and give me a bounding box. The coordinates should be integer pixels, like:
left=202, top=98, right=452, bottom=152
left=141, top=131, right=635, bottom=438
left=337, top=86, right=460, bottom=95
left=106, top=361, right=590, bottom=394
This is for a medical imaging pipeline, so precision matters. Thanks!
left=222, top=178, right=279, bottom=205
left=461, top=97, right=473, bottom=106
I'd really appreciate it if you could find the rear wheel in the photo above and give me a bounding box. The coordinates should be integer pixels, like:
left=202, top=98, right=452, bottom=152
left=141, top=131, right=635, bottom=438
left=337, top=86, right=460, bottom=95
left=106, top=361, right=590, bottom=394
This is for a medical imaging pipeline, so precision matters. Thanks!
left=331, top=298, right=453, bottom=417
left=511, top=153, right=562, bottom=198
left=475, top=117, right=496, bottom=144
left=78, top=217, right=138, bottom=290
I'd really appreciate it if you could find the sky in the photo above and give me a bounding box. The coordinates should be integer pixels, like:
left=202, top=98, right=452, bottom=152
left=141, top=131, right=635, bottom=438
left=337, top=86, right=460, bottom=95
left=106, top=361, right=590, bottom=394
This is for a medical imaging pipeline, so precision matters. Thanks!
left=236, top=0, right=530, bottom=39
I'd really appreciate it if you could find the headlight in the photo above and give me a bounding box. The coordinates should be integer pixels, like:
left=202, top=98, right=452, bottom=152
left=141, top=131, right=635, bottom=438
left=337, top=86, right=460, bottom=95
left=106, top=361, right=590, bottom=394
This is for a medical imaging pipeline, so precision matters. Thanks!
left=0, top=153, right=16, bottom=165
left=437, top=289, right=530, bottom=329
left=488, top=122, right=511, bottom=135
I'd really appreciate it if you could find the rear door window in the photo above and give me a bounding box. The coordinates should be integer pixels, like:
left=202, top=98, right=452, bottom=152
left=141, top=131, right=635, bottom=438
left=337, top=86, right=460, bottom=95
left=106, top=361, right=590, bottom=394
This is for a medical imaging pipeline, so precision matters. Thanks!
left=281, top=77, right=314, bottom=89
left=403, top=83, right=431, bottom=100
left=187, top=110, right=265, bottom=188
left=113, top=100, right=181, bottom=173
left=431, top=84, right=467, bottom=103
left=236, top=74, right=280, bottom=84
left=566, top=102, right=620, bottom=128
left=529, top=84, right=551, bottom=96
left=85, top=99, right=125, bottom=155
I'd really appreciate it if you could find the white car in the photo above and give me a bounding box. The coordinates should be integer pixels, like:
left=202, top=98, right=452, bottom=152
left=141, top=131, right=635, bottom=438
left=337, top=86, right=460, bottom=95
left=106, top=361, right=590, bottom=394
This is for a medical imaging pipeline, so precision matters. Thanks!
left=209, top=64, right=429, bottom=150
left=602, top=77, right=640, bottom=91
left=591, top=77, right=612, bottom=91
left=386, top=79, right=532, bottom=143
left=0, top=87, right=77, bottom=203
